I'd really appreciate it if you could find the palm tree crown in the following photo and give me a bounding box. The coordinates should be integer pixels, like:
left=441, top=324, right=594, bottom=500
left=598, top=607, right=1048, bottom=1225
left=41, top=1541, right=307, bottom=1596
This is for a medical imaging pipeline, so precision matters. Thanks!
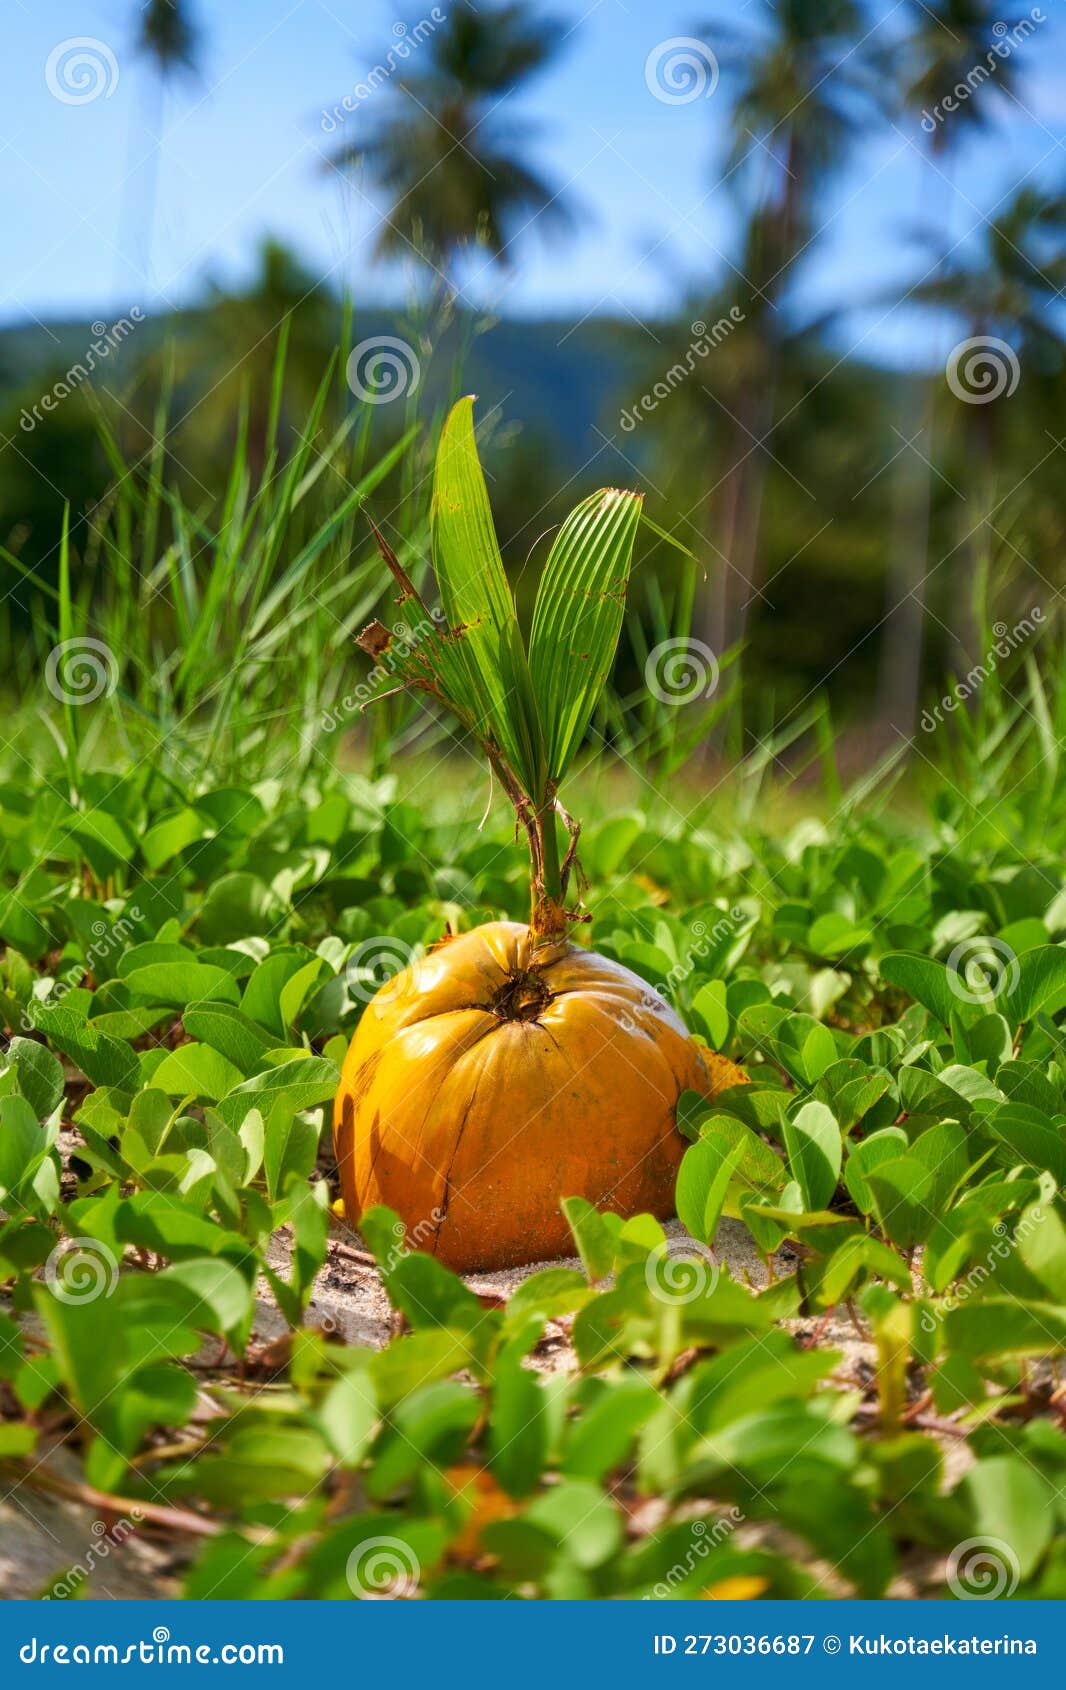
left=329, top=1, right=570, bottom=277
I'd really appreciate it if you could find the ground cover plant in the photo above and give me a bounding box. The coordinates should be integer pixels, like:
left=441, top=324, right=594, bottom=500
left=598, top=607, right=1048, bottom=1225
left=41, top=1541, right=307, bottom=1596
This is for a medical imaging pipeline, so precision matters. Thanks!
left=3, top=373, right=1066, bottom=1603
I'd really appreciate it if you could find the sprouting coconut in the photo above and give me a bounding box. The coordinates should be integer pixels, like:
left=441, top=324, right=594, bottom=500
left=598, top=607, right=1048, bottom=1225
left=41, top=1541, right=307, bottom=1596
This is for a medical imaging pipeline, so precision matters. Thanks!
left=334, top=398, right=744, bottom=1270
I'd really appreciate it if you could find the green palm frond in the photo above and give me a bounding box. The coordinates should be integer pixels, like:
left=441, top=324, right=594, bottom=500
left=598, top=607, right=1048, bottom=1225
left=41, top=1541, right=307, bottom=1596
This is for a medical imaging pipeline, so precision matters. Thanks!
left=528, top=488, right=643, bottom=784
left=429, top=396, right=545, bottom=795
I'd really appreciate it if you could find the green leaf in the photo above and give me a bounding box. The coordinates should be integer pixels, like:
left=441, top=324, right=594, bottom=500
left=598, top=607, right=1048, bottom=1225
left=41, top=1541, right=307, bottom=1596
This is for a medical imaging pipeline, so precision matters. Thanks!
left=181, top=1001, right=277, bottom=1077
left=4, top=1037, right=64, bottom=1122
left=807, top=911, right=873, bottom=957
left=690, top=980, right=730, bottom=1048
left=430, top=396, right=543, bottom=795
left=524, top=1479, right=621, bottom=1569
left=0, top=1094, right=47, bottom=1201
left=960, top=1456, right=1053, bottom=1580
left=739, top=1004, right=836, bottom=1085
left=782, top=1102, right=842, bottom=1211
left=124, top=961, right=241, bottom=1008
left=676, top=1136, right=744, bottom=1243
left=528, top=488, right=642, bottom=782
left=946, top=1296, right=1066, bottom=1360
left=987, top=1104, right=1066, bottom=1186
left=140, top=808, right=208, bottom=868
left=998, top=945, right=1066, bottom=1025
left=866, top=1156, right=936, bottom=1247
left=318, top=1367, right=378, bottom=1468
left=27, top=1004, right=138, bottom=1091
left=216, top=1056, right=339, bottom=1132
left=157, top=1258, right=254, bottom=1347
left=152, top=1043, right=246, bottom=1102
left=881, top=952, right=960, bottom=1026
left=562, top=1377, right=659, bottom=1481
left=561, top=1196, right=615, bottom=1281
left=490, top=1349, right=547, bottom=1497
left=198, top=873, right=285, bottom=946
left=844, top=1128, right=909, bottom=1215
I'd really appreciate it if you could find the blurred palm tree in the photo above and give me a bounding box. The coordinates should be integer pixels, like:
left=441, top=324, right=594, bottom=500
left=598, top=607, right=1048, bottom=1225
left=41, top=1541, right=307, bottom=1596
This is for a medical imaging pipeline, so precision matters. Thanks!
left=327, top=1, right=571, bottom=284
left=918, top=184, right=1066, bottom=631
left=696, top=0, right=892, bottom=657
left=902, top=0, right=1030, bottom=155
left=137, top=0, right=200, bottom=74
left=879, top=0, right=1035, bottom=725
left=119, top=1, right=201, bottom=292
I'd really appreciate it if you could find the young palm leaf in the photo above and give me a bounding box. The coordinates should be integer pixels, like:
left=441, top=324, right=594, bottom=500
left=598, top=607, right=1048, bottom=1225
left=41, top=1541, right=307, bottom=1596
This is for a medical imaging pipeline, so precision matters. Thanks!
left=359, top=398, right=650, bottom=940
left=430, top=397, right=545, bottom=798
left=528, top=488, right=643, bottom=784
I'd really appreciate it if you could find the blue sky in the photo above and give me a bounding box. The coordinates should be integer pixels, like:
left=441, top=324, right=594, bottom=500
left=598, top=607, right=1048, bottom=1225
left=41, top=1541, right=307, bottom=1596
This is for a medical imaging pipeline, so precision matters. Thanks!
left=4, top=0, right=1065, bottom=368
